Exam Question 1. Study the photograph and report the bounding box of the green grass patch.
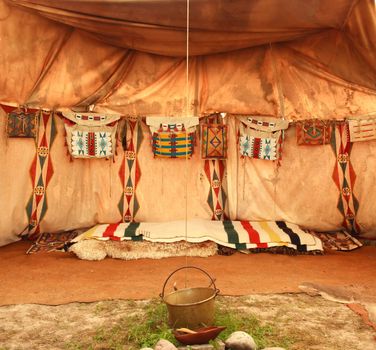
[125,300,177,348]
[64,299,295,350]
[214,304,295,349]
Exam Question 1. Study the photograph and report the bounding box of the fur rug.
[69,240,218,261]
[217,245,323,256]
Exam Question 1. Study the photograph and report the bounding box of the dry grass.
[0,294,375,350]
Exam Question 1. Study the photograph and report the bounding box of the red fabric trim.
[102,223,120,240]
[29,156,37,187]
[241,221,262,244]
[0,104,18,114]
[59,115,75,126]
[252,138,261,158]
[87,132,96,156]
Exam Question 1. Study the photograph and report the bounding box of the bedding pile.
[70,219,323,260]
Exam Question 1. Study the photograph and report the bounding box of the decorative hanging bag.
[237,116,289,161]
[1,104,39,139]
[296,120,332,145]
[201,113,227,160]
[146,117,199,158]
[348,118,376,142]
[61,109,121,159]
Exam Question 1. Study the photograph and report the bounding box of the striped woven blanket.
[74,219,322,252]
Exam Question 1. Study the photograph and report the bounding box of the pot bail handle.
[160,265,219,299]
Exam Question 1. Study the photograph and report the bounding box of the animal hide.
[70,240,217,261]
[61,109,121,159]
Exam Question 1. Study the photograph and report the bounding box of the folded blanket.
[311,230,362,251]
[74,219,322,253]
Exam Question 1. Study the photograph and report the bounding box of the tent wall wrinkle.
[0,0,376,246]
[1,0,375,116]
[344,0,376,75]
[75,50,135,108]
[23,31,132,108]
[285,30,376,91]
[0,0,70,104]
[0,111,35,245]
[6,0,359,56]
[26,29,73,104]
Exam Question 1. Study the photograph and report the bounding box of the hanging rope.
[269,42,285,221]
[184,0,190,287]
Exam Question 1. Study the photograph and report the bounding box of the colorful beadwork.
[71,130,113,157]
[7,110,38,138]
[1,104,39,138]
[146,117,199,159]
[201,123,227,159]
[61,110,120,126]
[296,120,332,145]
[237,116,287,162]
[152,131,195,158]
[348,119,376,142]
[61,109,120,159]
[238,116,289,132]
[239,134,279,160]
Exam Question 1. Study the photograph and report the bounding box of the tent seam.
[341,0,361,30]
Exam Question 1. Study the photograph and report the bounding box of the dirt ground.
[1,242,376,305]
[0,242,376,349]
[0,294,375,350]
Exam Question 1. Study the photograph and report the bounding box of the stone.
[225,331,257,350]
[177,340,225,350]
[261,348,286,350]
[155,339,178,350]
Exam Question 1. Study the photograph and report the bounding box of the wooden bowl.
[173,326,226,345]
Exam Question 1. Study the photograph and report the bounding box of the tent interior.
[0,0,376,249]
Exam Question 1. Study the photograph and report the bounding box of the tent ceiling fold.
[6,0,373,57]
[2,0,376,115]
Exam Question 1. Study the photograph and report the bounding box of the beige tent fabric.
[227,117,376,234]
[2,110,376,247]
[1,1,375,116]
[351,141,376,238]
[345,0,376,78]
[5,0,375,88]
[0,0,375,245]
[4,0,359,57]
[36,116,213,233]
[0,113,35,245]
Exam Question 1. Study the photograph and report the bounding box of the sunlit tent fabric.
[0,0,375,246]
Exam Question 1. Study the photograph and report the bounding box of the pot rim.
[163,287,219,307]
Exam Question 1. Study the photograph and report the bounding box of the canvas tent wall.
[0,0,375,246]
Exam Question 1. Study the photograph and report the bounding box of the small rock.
[178,341,225,350]
[225,331,257,350]
[261,348,286,350]
[155,339,178,350]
